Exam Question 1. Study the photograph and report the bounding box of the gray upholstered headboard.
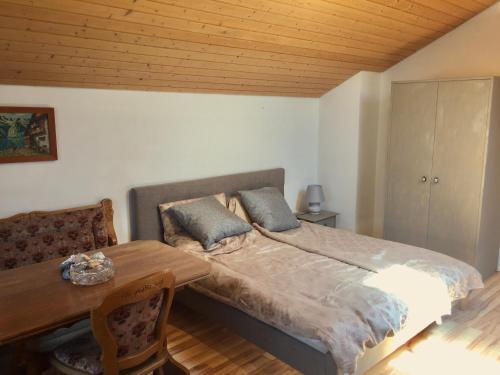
[129,168,285,241]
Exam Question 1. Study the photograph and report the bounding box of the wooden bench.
[0,199,117,271]
[0,199,118,374]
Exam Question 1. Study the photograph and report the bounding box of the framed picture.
[0,107,57,163]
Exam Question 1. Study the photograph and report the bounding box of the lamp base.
[308,202,321,215]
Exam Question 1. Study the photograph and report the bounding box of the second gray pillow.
[239,187,300,232]
[170,196,252,250]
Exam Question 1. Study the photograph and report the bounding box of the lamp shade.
[306,184,325,204]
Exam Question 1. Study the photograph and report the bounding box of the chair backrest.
[0,199,117,270]
[91,271,176,374]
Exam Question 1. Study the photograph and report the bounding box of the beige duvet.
[172,222,483,375]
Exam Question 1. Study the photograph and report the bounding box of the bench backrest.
[0,199,117,271]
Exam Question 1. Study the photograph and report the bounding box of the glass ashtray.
[69,257,115,285]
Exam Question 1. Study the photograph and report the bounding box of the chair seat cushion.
[53,332,102,375]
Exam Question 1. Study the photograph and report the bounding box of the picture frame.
[0,107,57,163]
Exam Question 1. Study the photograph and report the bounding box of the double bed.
[129,168,482,375]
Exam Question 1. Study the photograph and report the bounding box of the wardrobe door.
[426,80,491,264]
[385,82,438,247]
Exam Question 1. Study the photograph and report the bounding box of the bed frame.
[129,168,434,375]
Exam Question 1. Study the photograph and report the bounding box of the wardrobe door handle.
[421,176,428,183]
[433,177,440,184]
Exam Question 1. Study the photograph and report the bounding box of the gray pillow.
[239,187,300,232]
[170,196,252,250]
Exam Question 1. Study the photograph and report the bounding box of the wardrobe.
[385,78,500,278]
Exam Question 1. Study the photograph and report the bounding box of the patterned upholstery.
[53,291,165,374]
[0,207,109,271]
[53,332,102,375]
[107,291,164,358]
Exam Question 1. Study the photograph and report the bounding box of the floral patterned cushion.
[0,207,110,271]
[53,332,102,375]
[107,291,164,358]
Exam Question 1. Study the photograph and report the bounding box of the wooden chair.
[50,271,177,375]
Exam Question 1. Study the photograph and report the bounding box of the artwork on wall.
[0,107,57,163]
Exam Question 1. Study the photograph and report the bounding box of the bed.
[129,168,482,375]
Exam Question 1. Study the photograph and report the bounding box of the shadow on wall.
[295,189,308,213]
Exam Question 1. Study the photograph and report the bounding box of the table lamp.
[306,184,325,214]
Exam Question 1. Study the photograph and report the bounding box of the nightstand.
[296,210,339,228]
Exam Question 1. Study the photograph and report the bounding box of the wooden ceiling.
[0,0,496,97]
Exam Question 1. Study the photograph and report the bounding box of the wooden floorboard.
[167,272,500,374]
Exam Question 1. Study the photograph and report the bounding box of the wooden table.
[0,240,210,373]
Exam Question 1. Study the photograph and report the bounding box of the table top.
[0,240,211,344]
[296,210,339,222]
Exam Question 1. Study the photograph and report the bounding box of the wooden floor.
[167,272,500,375]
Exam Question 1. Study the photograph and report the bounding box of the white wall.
[0,85,318,242]
[319,74,361,231]
[373,2,500,237]
[318,72,379,233]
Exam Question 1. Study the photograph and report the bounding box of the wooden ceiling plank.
[0,59,338,90]
[149,0,426,51]
[360,0,471,22]
[0,28,385,77]
[0,26,380,76]
[0,46,350,85]
[472,0,497,6]
[26,0,417,58]
[215,0,441,46]
[401,0,476,18]
[270,0,452,35]
[0,26,394,74]
[2,0,405,63]
[0,41,353,83]
[0,0,490,97]
[96,0,444,40]
[444,0,495,12]
[0,3,399,68]
[147,0,434,48]
[220,0,461,30]
[21,0,433,49]
[0,68,327,95]
[207,1,436,51]
[0,78,326,97]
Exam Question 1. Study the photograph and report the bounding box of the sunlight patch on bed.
[362,265,451,319]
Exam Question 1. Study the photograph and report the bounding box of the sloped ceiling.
[0,0,496,97]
